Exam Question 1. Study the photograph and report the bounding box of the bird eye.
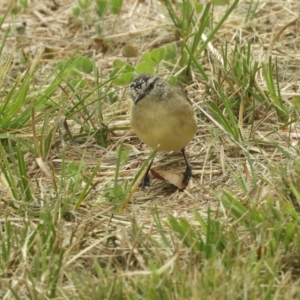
[148,82,154,89]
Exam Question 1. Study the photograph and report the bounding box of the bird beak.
[134,94,144,104]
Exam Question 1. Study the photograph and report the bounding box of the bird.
[129,74,197,188]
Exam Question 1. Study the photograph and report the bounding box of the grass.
[1,0,300,299]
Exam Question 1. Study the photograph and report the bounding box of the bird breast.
[130,95,197,151]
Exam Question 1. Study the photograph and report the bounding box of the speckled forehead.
[130,75,159,94]
[130,78,147,93]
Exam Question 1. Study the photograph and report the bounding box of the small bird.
[129,74,197,188]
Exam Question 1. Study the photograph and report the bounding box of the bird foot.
[139,174,151,188]
[182,169,192,186]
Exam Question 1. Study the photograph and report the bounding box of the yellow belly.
[131,99,197,151]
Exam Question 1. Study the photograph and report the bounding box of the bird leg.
[139,157,155,188]
[181,148,192,186]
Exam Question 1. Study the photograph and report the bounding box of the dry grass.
[1,0,300,298]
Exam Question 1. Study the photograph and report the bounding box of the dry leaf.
[150,169,187,189]
[0,173,15,200]
[36,157,52,177]
[122,44,138,57]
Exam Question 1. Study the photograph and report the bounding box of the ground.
[1,0,300,298]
